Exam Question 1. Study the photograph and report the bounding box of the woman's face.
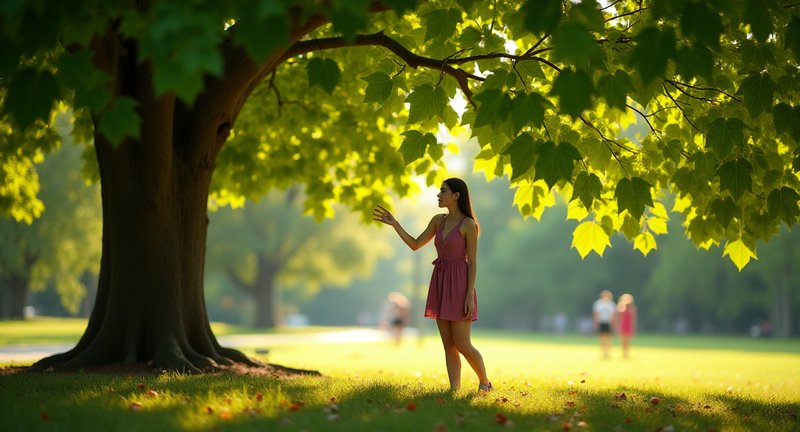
[437,183,458,208]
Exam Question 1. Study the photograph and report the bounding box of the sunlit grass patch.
[1,327,798,431]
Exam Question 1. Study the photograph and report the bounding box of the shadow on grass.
[1,372,797,431]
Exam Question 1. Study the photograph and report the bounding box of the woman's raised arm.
[373,205,440,251]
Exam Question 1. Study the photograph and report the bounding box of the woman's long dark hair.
[444,177,479,234]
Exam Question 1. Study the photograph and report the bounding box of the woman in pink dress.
[373,178,491,393]
[616,293,637,358]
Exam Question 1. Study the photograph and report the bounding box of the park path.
[0,328,389,364]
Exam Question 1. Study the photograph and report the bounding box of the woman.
[616,293,637,358]
[373,178,492,393]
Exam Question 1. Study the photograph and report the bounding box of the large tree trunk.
[32,8,331,374]
[32,31,258,373]
[254,257,279,328]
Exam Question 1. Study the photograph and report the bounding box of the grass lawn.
[0,320,798,431]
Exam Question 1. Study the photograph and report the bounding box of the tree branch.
[281,31,485,103]
[580,115,634,177]
[626,103,690,159]
[666,80,741,102]
[661,83,704,134]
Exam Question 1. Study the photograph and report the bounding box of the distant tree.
[206,189,390,328]
[1,1,798,370]
[0,115,101,318]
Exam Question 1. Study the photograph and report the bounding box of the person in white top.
[592,290,616,359]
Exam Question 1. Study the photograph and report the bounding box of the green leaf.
[634,231,657,256]
[98,97,141,146]
[738,72,775,118]
[56,50,111,112]
[571,221,611,258]
[534,141,582,188]
[307,57,341,95]
[717,159,753,200]
[503,133,538,181]
[362,72,394,103]
[569,0,605,32]
[3,68,59,130]
[522,0,562,35]
[549,68,594,119]
[330,0,369,41]
[709,196,738,228]
[621,214,641,240]
[767,186,800,226]
[405,84,447,124]
[233,3,288,61]
[744,0,774,43]
[510,92,546,132]
[399,130,437,165]
[706,117,745,158]
[596,71,635,110]
[473,89,511,128]
[785,16,800,61]
[680,1,723,48]
[571,171,603,209]
[772,103,800,143]
[615,177,654,219]
[551,22,601,66]
[628,26,676,85]
[676,43,713,82]
[723,238,757,271]
[424,9,462,41]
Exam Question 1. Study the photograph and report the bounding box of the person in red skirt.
[373,178,492,393]
[616,293,637,358]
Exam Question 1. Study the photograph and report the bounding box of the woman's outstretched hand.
[372,205,397,226]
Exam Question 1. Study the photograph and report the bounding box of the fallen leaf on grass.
[146,389,158,398]
[129,402,143,411]
[219,410,233,420]
[136,383,145,390]
[650,397,661,405]
[495,412,508,425]
[565,401,576,408]
[327,414,340,421]
[406,402,417,411]
[436,398,447,405]
[289,401,304,411]
[562,421,572,430]
[255,392,263,402]
[205,406,214,414]
[614,393,627,401]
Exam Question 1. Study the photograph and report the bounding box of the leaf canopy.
[1,0,800,269]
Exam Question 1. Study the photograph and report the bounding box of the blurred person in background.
[616,293,637,358]
[373,178,492,394]
[593,290,616,359]
[380,291,411,346]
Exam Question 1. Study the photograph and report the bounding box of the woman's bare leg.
[451,320,490,387]
[436,319,461,390]
[621,334,630,358]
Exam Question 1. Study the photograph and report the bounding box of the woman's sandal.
[478,382,493,394]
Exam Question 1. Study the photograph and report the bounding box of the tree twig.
[661,83,704,133]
